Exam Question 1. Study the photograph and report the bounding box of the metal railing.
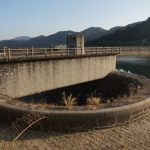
[0,47,120,60]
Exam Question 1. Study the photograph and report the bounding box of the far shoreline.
[119,46,150,55]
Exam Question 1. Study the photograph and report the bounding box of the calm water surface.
[116,56,150,79]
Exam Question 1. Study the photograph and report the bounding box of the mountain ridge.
[0,27,121,48]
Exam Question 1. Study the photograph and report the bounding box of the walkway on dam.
[0,115,150,150]
[0,47,120,60]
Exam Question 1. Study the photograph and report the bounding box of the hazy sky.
[0,0,150,40]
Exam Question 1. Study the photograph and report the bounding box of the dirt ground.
[0,114,150,150]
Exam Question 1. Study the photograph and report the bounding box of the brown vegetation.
[2,71,149,110]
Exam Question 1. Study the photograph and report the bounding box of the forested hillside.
[85,18,150,46]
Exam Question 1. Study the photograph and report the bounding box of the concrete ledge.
[0,97,150,131]
[0,53,118,64]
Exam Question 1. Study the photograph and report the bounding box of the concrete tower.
[67,34,84,55]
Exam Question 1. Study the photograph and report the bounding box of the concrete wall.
[0,55,116,98]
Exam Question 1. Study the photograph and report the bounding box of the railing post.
[67,48,69,56]
[3,47,6,59]
[111,47,113,54]
[8,48,11,60]
[105,47,106,53]
[45,48,47,57]
[31,47,34,58]
[51,47,53,57]
[75,47,77,55]
[26,48,28,58]
[92,47,94,55]
[81,47,82,55]
[96,47,98,54]
[61,48,62,56]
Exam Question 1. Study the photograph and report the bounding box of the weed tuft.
[86,93,102,106]
[61,92,77,109]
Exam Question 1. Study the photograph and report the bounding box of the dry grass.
[0,94,12,100]
[86,93,102,106]
[61,92,77,109]
[1,112,47,150]
[3,83,149,111]
[107,84,149,107]
[3,75,149,112]
[6,99,57,111]
[127,84,148,102]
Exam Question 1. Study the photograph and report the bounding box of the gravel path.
[0,115,150,150]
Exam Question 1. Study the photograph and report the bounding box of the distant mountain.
[85,18,150,46]
[0,26,122,48]
[11,36,31,41]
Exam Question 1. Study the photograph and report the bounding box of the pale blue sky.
[0,0,150,40]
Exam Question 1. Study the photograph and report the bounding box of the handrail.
[0,47,120,60]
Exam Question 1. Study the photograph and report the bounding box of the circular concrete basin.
[0,97,150,132]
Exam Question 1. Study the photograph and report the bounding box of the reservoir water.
[116,55,150,79]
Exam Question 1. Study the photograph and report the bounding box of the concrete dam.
[0,35,120,98]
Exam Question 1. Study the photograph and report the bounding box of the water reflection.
[116,56,150,79]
